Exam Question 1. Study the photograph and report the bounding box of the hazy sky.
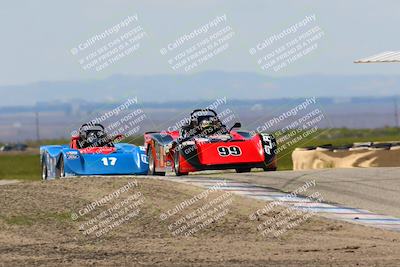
[1,0,400,86]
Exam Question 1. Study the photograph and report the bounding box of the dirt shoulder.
[1,176,400,266]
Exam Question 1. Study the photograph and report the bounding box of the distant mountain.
[1,95,399,142]
[1,71,400,106]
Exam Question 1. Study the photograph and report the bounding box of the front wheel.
[57,157,65,178]
[174,149,188,176]
[263,166,277,171]
[235,168,251,173]
[147,146,165,176]
[41,160,48,180]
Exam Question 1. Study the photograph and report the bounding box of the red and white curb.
[158,176,400,232]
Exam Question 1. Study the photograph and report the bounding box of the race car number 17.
[101,157,117,166]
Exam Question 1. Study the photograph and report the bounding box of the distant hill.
[0,95,399,142]
[1,71,400,106]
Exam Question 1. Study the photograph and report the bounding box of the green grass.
[0,128,399,180]
[0,154,41,181]
[2,215,35,226]
[26,138,70,148]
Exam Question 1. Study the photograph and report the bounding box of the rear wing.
[144,131,178,146]
[354,51,400,63]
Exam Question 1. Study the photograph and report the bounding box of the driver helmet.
[199,118,213,131]
[86,131,100,146]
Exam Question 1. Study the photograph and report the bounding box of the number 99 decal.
[217,146,242,157]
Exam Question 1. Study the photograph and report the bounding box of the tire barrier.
[292,142,400,170]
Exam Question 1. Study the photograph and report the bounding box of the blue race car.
[40,124,148,180]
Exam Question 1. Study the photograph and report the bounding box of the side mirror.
[229,122,241,132]
[71,136,80,141]
[113,134,125,142]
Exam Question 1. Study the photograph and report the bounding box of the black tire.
[58,157,65,178]
[235,168,251,173]
[263,166,277,171]
[41,159,48,180]
[174,149,188,176]
[147,146,165,176]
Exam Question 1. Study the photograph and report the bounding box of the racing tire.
[41,159,48,180]
[235,168,251,173]
[58,157,65,178]
[174,149,188,176]
[263,166,277,171]
[147,146,165,176]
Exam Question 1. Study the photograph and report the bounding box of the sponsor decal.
[260,134,273,155]
[141,154,148,164]
[66,151,80,160]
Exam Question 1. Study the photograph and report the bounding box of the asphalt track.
[153,167,400,232]
[196,167,400,218]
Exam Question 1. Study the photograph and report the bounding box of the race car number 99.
[217,146,242,156]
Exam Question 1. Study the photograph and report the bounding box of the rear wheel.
[174,149,188,176]
[147,146,165,176]
[235,168,251,173]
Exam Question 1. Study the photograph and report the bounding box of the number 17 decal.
[217,146,242,156]
[101,157,117,166]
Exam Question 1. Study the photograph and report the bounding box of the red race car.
[144,109,277,176]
